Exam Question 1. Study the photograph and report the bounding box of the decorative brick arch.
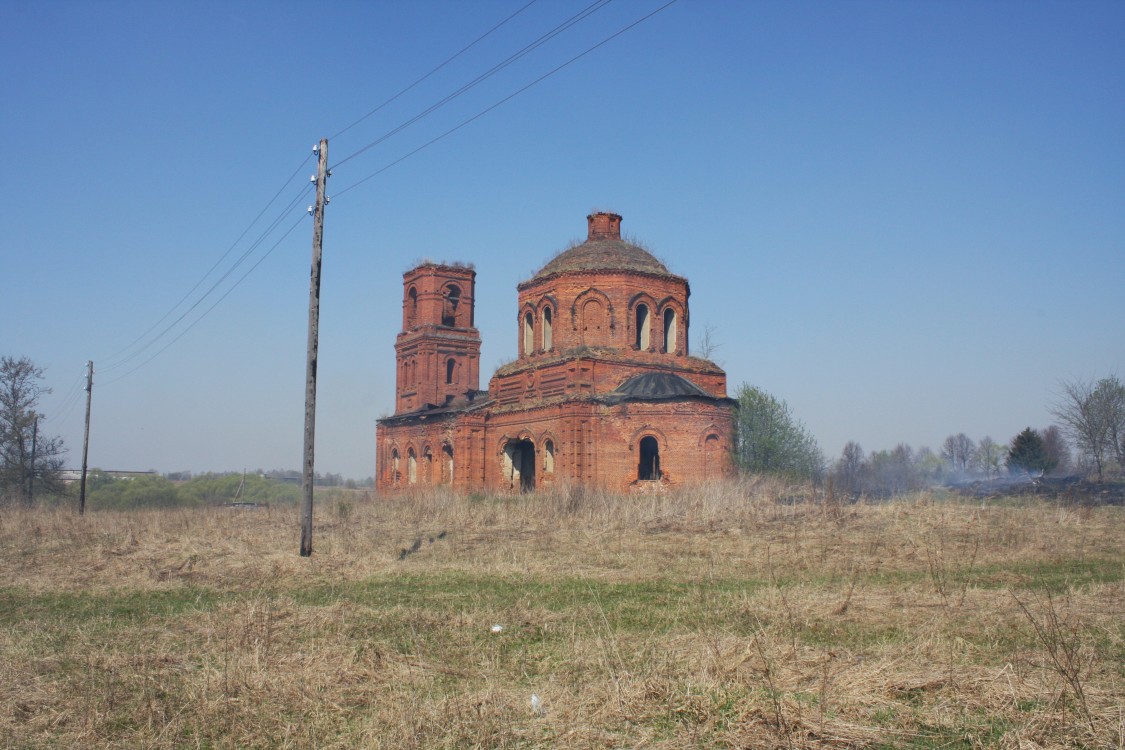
[405,285,418,328]
[498,432,537,492]
[441,283,466,327]
[627,292,658,351]
[629,426,668,482]
[519,302,537,356]
[657,298,686,355]
[628,425,669,451]
[538,296,558,352]
[440,442,455,485]
[571,288,615,330]
[539,431,560,474]
[698,427,726,476]
[386,444,402,485]
[421,444,434,484]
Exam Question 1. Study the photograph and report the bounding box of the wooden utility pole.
[300,139,328,557]
[79,360,93,515]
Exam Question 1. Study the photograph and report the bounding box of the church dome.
[532,212,672,280]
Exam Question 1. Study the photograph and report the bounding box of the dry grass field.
[1,481,1122,749]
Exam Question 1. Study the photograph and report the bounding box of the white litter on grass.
[490,624,503,633]
[530,693,544,716]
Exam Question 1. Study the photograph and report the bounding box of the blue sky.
[3,0,1122,480]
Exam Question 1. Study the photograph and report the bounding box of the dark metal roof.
[610,372,712,400]
[532,239,672,280]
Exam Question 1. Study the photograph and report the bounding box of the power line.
[334,0,680,200]
[330,0,541,141]
[86,0,677,386]
[99,180,314,374]
[97,153,313,372]
[46,374,87,426]
[94,2,611,378]
[100,208,311,387]
[330,0,615,171]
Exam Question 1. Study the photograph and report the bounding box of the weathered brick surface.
[376,213,735,493]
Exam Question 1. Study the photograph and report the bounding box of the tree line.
[4,352,1122,507]
[733,375,1125,495]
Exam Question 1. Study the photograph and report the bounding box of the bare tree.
[941,433,976,475]
[692,324,721,361]
[1040,425,1072,476]
[973,436,1005,479]
[834,441,864,495]
[1051,376,1124,481]
[0,356,67,504]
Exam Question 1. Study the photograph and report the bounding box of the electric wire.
[92,2,605,380]
[100,208,311,388]
[329,0,541,142]
[98,153,314,372]
[99,181,314,375]
[97,2,544,378]
[330,0,615,171]
[334,0,680,200]
[46,375,86,426]
[86,0,675,386]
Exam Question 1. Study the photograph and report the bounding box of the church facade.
[375,212,735,493]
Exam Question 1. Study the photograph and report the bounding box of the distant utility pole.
[301,139,329,557]
[79,360,93,515]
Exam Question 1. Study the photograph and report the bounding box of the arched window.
[445,358,456,385]
[406,287,418,327]
[442,285,461,327]
[407,448,417,484]
[391,449,400,483]
[638,436,661,480]
[422,446,433,484]
[635,304,651,350]
[544,439,555,474]
[542,307,553,351]
[523,311,534,355]
[442,444,454,484]
[663,308,677,353]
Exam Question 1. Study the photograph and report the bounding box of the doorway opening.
[503,439,536,492]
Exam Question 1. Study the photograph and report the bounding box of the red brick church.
[375,212,735,493]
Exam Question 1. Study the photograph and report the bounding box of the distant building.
[58,469,157,483]
[375,212,735,493]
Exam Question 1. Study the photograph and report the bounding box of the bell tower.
[394,263,481,414]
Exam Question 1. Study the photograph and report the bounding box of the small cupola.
[587,211,622,240]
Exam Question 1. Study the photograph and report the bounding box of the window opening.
[544,439,555,474]
[638,436,661,481]
[391,449,400,483]
[663,309,677,353]
[422,447,433,484]
[635,304,651,350]
[523,311,534,355]
[542,307,553,351]
[442,285,461,327]
[407,448,417,484]
[407,287,418,327]
[445,358,456,385]
[442,444,454,484]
